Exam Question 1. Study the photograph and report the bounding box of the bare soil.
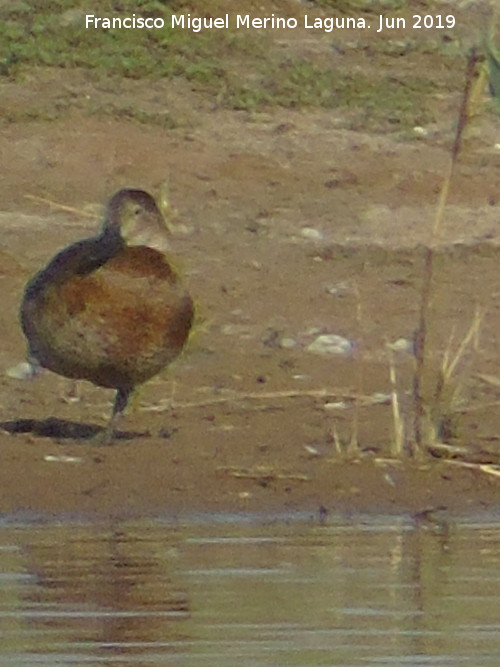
[3,3,500,519]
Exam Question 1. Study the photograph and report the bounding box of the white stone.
[6,361,39,380]
[280,337,297,349]
[306,334,352,356]
[300,227,323,241]
[386,338,413,352]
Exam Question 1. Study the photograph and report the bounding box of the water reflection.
[0,514,499,665]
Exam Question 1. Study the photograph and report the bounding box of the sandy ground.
[3,4,500,518]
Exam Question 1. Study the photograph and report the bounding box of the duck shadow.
[0,417,149,442]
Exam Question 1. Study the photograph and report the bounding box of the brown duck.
[21,188,194,444]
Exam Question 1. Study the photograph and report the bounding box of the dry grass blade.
[439,308,484,391]
[24,194,95,218]
[388,347,405,457]
[444,460,500,478]
[475,373,500,388]
[332,425,343,456]
[431,309,484,433]
[139,388,385,412]
[217,466,310,482]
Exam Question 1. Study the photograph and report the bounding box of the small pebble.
[280,337,297,349]
[307,334,352,356]
[386,338,413,352]
[6,361,39,380]
[384,474,396,487]
[370,392,392,404]
[326,281,350,296]
[413,126,429,137]
[300,227,324,241]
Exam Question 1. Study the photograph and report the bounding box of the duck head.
[103,188,171,252]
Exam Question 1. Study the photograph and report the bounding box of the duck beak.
[126,228,171,252]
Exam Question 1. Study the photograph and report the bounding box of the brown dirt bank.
[3,113,500,518]
[3,201,500,518]
[1,424,500,519]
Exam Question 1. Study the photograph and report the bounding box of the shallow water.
[0,513,499,665]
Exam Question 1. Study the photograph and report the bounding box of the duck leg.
[92,387,131,445]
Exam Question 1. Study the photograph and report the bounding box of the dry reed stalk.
[412,49,482,454]
[347,282,363,455]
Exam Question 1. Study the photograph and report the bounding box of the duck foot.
[86,387,131,445]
